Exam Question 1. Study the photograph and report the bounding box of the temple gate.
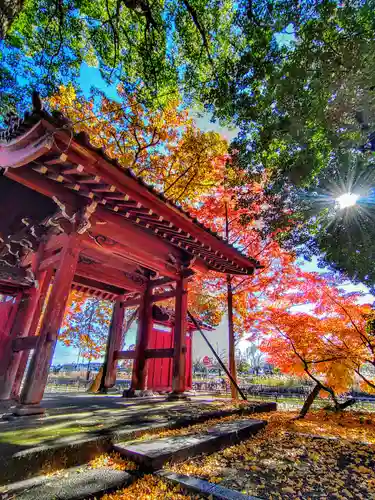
[0,94,259,414]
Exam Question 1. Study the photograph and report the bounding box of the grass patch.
[0,422,101,446]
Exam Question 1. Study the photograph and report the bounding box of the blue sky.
[52,64,374,365]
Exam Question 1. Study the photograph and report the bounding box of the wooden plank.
[20,235,81,405]
[144,348,174,359]
[12,336,38,352]
[171,276,188,394]
[103,298,125,388]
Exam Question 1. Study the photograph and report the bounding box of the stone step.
[0,466,132,500]
[0,400,275,485]
[114,419,266,470]
[157,470,262,500]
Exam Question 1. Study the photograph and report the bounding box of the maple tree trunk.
[333,398,357,412]
[299,383,321,418]
[0,0,24,38]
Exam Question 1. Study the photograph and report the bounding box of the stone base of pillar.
[122,388,136,398]
[12,404,45,416]
[166,391,190,401]
[122,389,155,398]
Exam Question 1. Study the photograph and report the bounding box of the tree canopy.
[49,85,227,203]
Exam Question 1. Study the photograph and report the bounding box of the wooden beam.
[72,275,125,296]
[44,233,68,252]
[20,235,81,405]
[144,348,174,359]
[5,166,82,210]
[76,262,143,292]
[123,298,141,307]
[90,211,182,278]
[0,122,53,168]
[79,243,147,277]
[39,250,62,271]
[12,336,38,352]
[4,167,184,279]
[150,277,176,288]
[102,298,125,389]
[115,350,136,360]
[151,290,176,303]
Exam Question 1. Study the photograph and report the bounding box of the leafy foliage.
[188,182,300,339]
[0,0,253,112]
[49,85,227,203]
[248,271,375,401]
[60,291,113,360]
[227,2,375,287]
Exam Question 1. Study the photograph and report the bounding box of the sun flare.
[336,193,359,209]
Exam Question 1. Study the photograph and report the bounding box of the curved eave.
[0,107,260,276]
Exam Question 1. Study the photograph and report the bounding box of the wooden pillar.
[0,253,48,401]
[11,268,54,399]
[227,274,238,399]
[130,283,152,392]
[171,275,188,394]
[19,236,80,406]
[101,297,125,390]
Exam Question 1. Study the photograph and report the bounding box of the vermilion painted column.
[19,236,80,407]
[11,268,54,399]
[0,252,48,401]
[171,276,188,394]
[130,283,152,392]
[102,297,125,389]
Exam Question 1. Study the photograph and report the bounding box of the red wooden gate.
[147,323,192,392]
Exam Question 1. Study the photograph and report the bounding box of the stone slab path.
[1,466,131,500]
[0,394,275,485]
[114,419,266,469]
